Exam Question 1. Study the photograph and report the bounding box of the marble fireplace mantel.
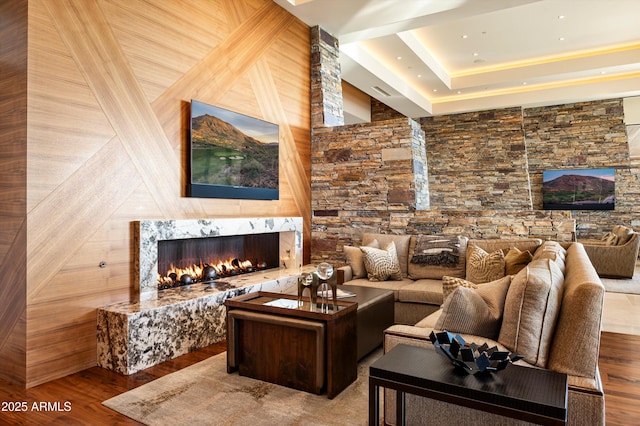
[135,217,303,302]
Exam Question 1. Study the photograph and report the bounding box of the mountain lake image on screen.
[188,99,279,200]
[542,168,615,210]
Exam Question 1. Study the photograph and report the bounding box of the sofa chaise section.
[382,242,605,425]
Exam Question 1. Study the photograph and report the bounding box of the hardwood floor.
[0,333,638,425]
[0,342,226,425]
[598,332,640,426]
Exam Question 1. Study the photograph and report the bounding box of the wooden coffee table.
[369,344,568,425]
[226,291,357,399]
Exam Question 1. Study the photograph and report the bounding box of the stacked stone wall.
[312,210,574,264]
[308,29,638,263]
[421,107,532,210]
[311,98,640,264]
[523,99,639,238]
[371,98,405,122]
[310,26,343,128]
[311,117,427,212]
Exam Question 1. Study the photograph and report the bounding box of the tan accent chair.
[581,229,639,278]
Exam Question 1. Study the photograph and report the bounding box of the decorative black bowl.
[429,330,522,375]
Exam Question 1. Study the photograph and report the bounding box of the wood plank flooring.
[0,333,638,425]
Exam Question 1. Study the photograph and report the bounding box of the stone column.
[311,26,344,127]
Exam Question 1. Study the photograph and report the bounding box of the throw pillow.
[532,240,567,274]
[602,231,618,245]
[360,242,403,281]
[441,276,477,304]
[613,225,634,246]
[435,275,512,340]
[498,258,564,368]
[362,234,411,277]
[504,247,533,275]
[466,245,506,284]
[343,240,380,279]
[407,235,468,279]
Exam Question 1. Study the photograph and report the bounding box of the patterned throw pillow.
[441,276,477,304]
[360,242,403,281]
[466,245,506,284]
[344,240,380,278]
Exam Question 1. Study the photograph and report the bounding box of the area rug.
[600,262,640,295]
[103,350,382,425]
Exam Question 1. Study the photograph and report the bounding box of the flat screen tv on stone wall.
[188,100,279,200]
[542,168,615,210]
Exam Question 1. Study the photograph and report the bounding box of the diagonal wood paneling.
[224,0,311,224]
[12,0,311,387]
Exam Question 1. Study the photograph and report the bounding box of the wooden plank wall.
[0,0,28,387]
[3,0,311,388]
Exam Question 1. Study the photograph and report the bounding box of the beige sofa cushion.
[466,245,506,283]
[435,275,511,340]
[498,258,564,367]
[361,242,403,281]
[398,279,443,305]
[407,235,468,279]
[343,277,414,301]
[343,240,380,278]
[363,233,411,277]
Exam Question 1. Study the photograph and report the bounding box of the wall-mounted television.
[187,100,279,200]
[542,168,615,210]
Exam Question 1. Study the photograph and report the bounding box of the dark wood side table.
[226,291,357,399]
[369,344,568,426]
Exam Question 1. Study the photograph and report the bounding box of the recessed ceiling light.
[417,74,422,78]
[457,90,462,94]
[397,56,402,60]
[558,15,565,20]
[462,34,468,39]
[473,52,479,57]
[433,89,438,92]
[522,82,528,85]
[600,71,607,75]
[559,37,565,41]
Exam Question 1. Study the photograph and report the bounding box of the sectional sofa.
[337,232,606,425]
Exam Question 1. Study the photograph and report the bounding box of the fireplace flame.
[158,258,261,289]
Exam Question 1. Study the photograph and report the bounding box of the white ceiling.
[273,0,640,118]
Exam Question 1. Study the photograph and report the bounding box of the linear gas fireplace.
[157,233,280,289]
[134,217,303,301]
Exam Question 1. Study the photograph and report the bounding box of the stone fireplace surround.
[135,217,303,302]
[97,217,305,375]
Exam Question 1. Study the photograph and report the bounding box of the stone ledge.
[97,266,311,375]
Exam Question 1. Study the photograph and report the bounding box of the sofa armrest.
[336,265,353,284]
[383,324,435,353]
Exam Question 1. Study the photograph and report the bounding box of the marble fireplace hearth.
[97,217,304,375]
